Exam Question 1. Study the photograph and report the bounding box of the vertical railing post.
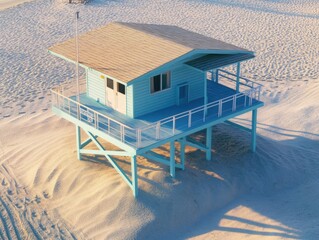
[188,111,192,127]
[232,95,236,112]
[137,129,141,148]
[244,93,247,107]
[172,116,176,135]
[156,122,160,140]
[236,62,240,93]
[121,125,125,142]
[218,100,223,117]
[216,69,219,83]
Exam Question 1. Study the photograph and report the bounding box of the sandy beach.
[0,0,32,10]
[0,0,319,239]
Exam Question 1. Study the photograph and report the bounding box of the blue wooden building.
[49,22,263,197]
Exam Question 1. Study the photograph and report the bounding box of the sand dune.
[1,0,319,239]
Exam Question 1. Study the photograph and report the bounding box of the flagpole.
[75,11,80,103]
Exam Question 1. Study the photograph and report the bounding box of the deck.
[51,77,263,151]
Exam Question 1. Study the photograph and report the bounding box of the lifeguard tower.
[49,22,263,197]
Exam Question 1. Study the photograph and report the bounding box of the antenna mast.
[75,11,80,102]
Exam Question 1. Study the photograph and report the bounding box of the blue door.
[178,85,188,105]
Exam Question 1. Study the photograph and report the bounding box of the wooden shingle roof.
[49,22,252,83]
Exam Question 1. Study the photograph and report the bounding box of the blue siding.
[87,69,106,105]
[133,64,204,117]
[127,85,134,118]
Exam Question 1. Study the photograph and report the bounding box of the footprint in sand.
[32,211,37,218]
[15,203,22,209]
[43,191,49,199]
[1,178,7,186]
[7,189,13,195]
[35,195,41,204]
[24,197,31,204]
[40,223,46,231]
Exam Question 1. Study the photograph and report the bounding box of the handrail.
[51,89,139,148]
[139,85,260,132]
[51,72,262,148]
[218,69,263,87]
[51,89,135,131]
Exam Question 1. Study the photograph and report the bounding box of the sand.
[0,0,319,239]
[0,0,33,10]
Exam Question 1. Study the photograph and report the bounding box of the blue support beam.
[204,71,208,117]
[79,128,138,197]
[206,126,212,161]
[215,69,219,83]
[170,141,175,177]
[76,125,82,160]
[80,137,93,149]
[251,109,257,152]
[180,137,186,170]
[131,155,138,197]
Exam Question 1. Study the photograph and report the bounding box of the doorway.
[177,84,189,105]
[106,78,126,114]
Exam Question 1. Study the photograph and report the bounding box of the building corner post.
[170,141,176,177]
[76,125,82,160]
[236,62,240,93]
[204,71,208,117]
[131,155,138,197]
[206,126,212,161]
[251,109,257,152]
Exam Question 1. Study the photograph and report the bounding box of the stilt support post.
[251,109,257,152]
[76,125,82,160]
[170,141,176,177]
[206,126,212,161]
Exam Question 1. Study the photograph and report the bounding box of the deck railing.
[51,89,138,146]
[217,69,262,94]
[51,70,262,148]
[137,83,261,146]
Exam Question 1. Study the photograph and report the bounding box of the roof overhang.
[185,53,255,72]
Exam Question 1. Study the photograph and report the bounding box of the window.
[117,82,126,95]
[150,71,171,93]
[107,78,114,89]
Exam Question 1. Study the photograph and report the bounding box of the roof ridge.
[114,22,194,51]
